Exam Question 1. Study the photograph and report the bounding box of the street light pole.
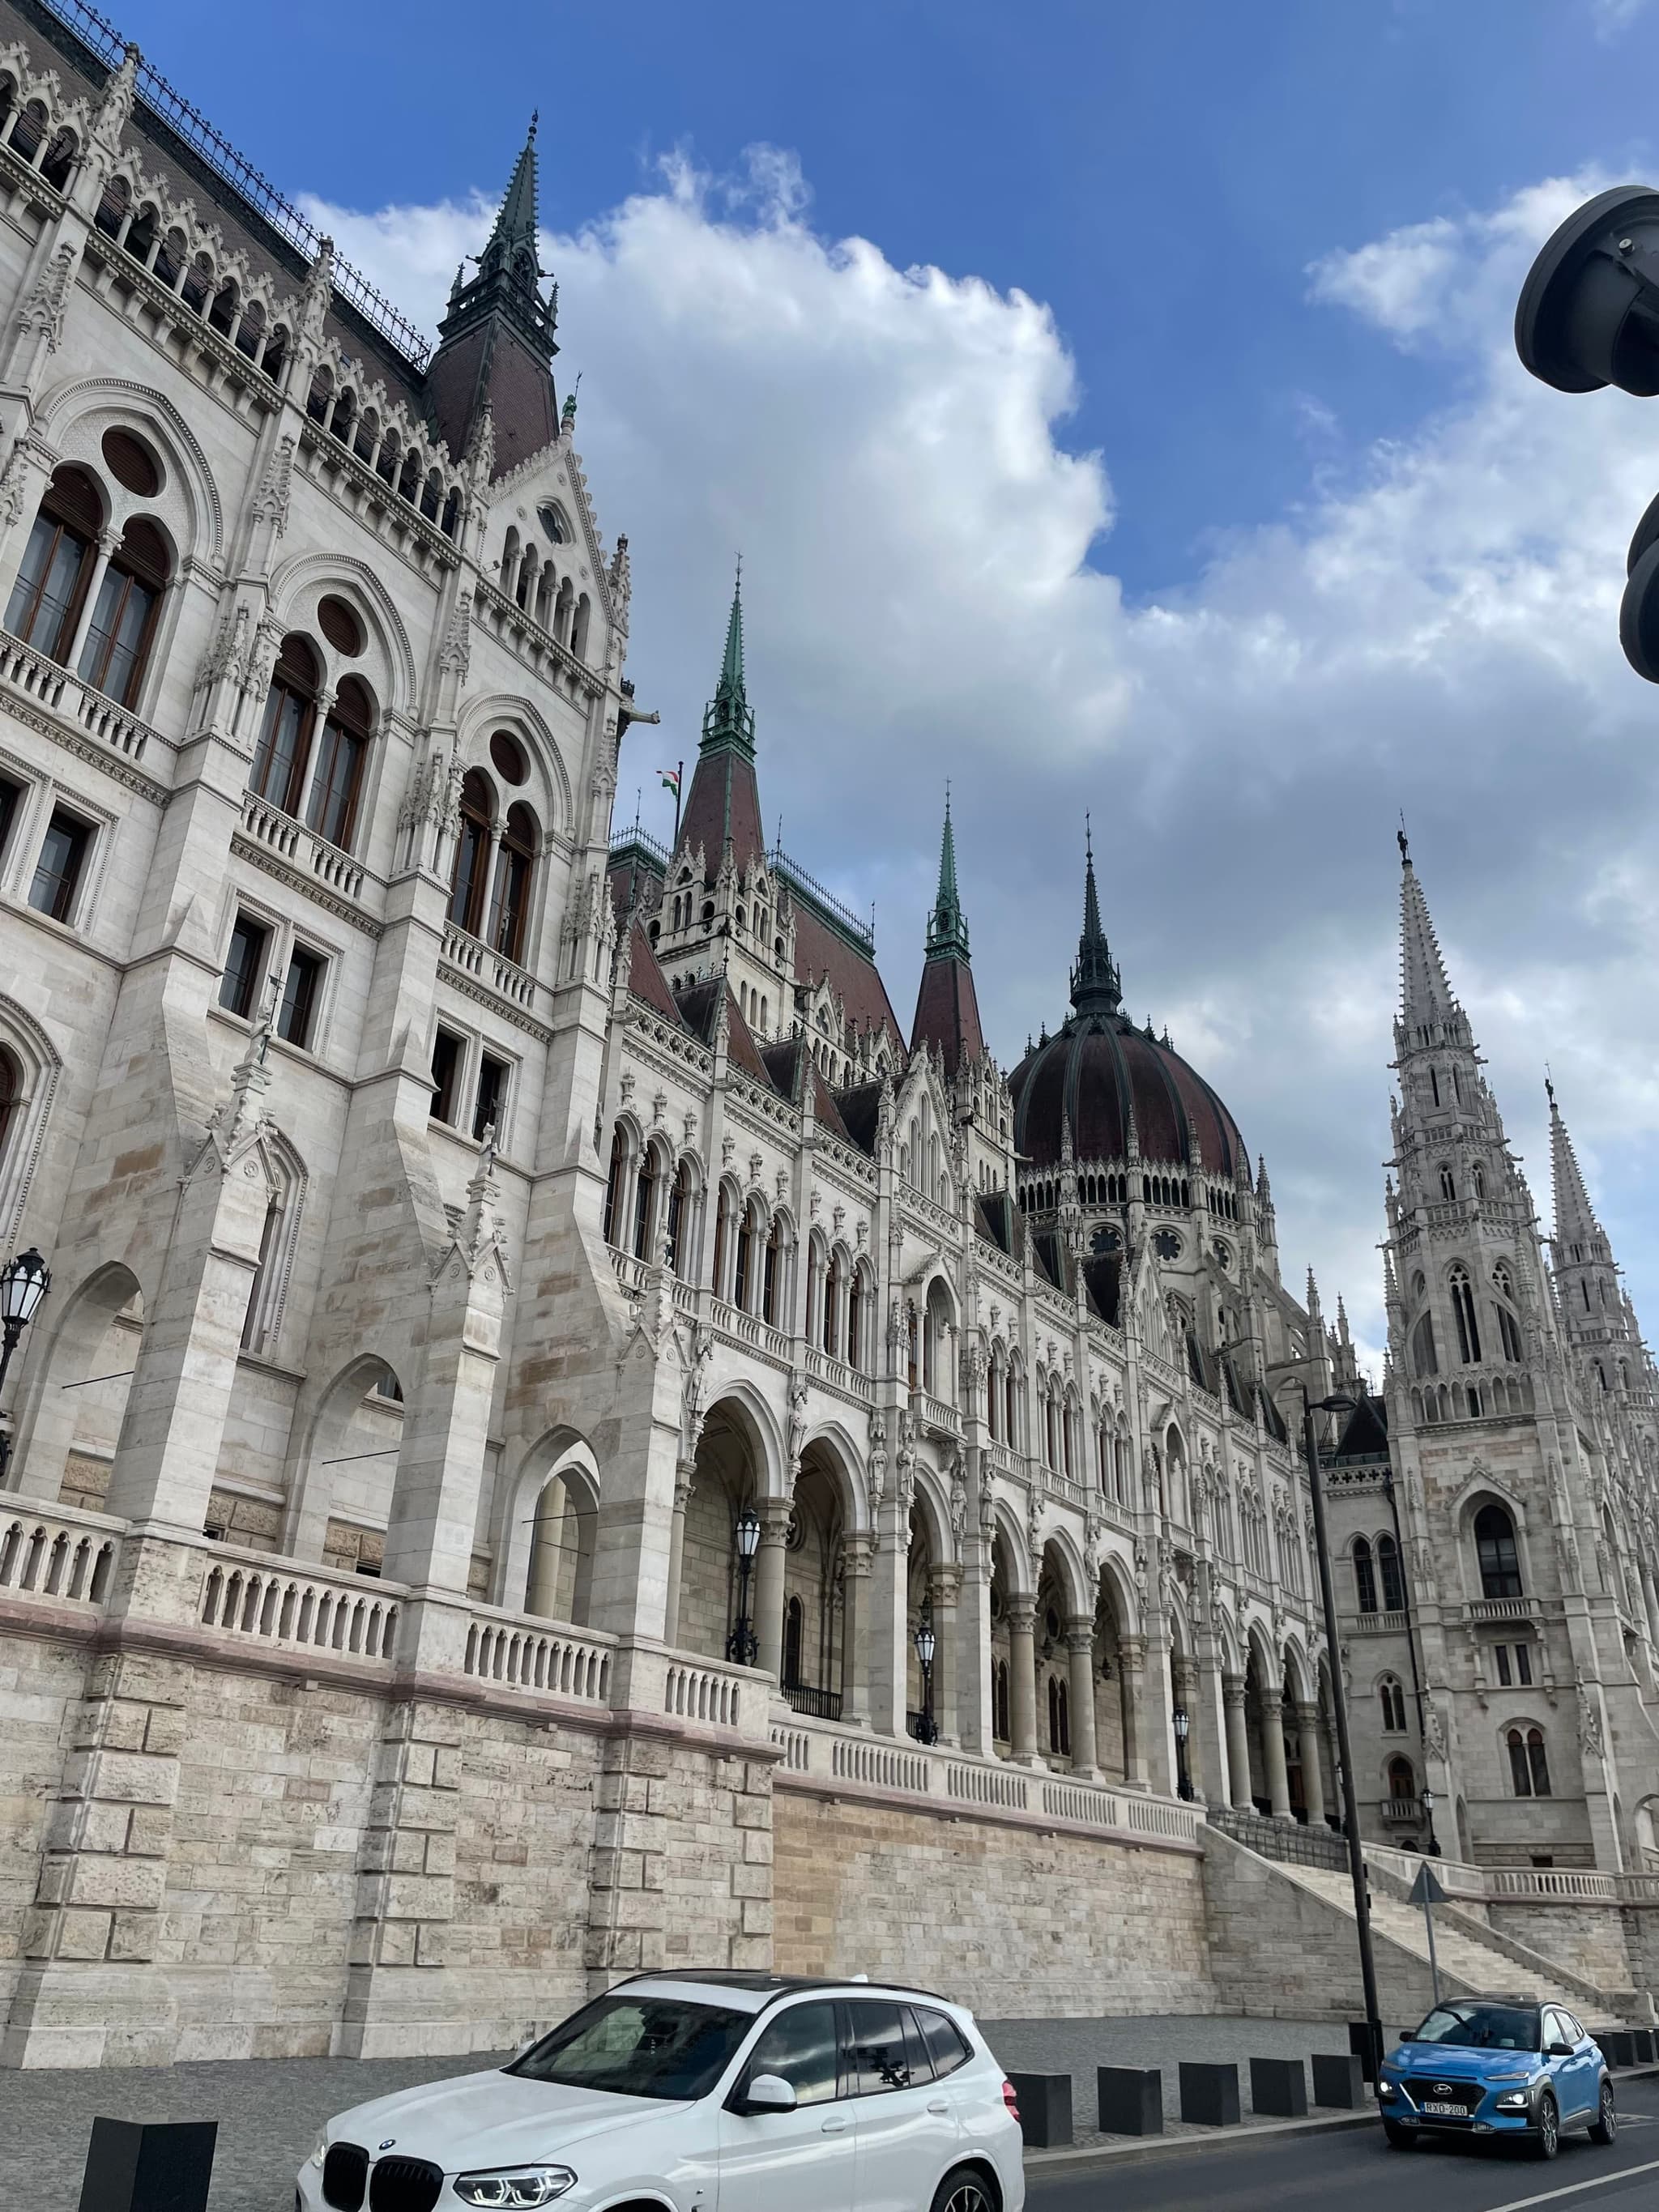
[0,1247,51,1487]
[913,1616,938,1745]
[1302,1386,1385,2082]
[726,1507,761,1669]
[1172,1704,1194,1801]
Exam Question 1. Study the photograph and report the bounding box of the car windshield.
[509,1994,753,2101]
[1411,2004,1540,2052]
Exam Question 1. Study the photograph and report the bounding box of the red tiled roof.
[911,953,985,1075]
[627,920,680,1021]
[679,750,766,875]
[792,905,903,1050]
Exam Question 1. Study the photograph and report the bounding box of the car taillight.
[1002,2078,1020,2120]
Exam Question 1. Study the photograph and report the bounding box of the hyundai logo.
[378,2138,397,2150]
[1433,2084,1453,2097]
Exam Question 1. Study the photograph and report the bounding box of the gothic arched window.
[306,675,374,852]
[602,1127,627,1248]
[249,633,321,816]
[1508,1726,1550,1798]
[1439,1165,1456,1202]
[448,768,496,936]
[1380,1677,1406,1733]
[1449,1264,1482,1364]
[1474,1502,1523,1600]
[1388,1755,1416,1803]
[1377,1532,1406,1613]
[1354,1538,1378,1613]
[488,800,538,964]
[631,1145,658,1263]
[6,463,101,663]
[1411,1311,1438,1378]
[79,515,169,707]
[666,1158,693,1279]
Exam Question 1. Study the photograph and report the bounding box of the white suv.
[296,1970,1025,2212]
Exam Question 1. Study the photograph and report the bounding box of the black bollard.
[1179,2061,1241,2126]
[1311,2052,1367,2108]
[79,2118,217,2212]
[1249,2056,1308,2116]
[1006,2071,1072,2149]
[1098,2065,1163,2135]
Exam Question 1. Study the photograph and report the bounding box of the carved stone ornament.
[251,434,295,539]
[1576,1677,1605,1759]
[1422,1697,1448,1762]
[17,243,79,354]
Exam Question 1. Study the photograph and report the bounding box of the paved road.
[1029,2073,1659,2212]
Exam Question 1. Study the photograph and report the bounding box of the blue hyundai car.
[1377,1999,1616,2159]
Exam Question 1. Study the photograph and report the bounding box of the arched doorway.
[780,1439,853,1717]
[524,1458,598,1626]
[676,1397,770,1664]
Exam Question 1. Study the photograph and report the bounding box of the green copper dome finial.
[1070,814,1122,1016]
[701,564,755,758]
[924,783,970,962]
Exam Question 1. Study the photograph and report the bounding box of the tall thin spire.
[1397,832,1458,1031]
[1069,816,1121,1015]
[1547,1077,1606,1253]
[701,569,755,760]
[924,786,970,962]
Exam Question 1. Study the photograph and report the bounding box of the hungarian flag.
[659,767,681,798]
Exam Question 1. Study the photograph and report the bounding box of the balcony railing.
[0,1502,118,1607]
[0,624,167,775]
[784,1680,843,1721]
[439,920,537,1010]
[198,1551,400,1661]
[240,791,369,906]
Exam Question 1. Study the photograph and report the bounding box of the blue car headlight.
[1491,2078,1533,2113]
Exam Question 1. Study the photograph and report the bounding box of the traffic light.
[1516,186,1659,680]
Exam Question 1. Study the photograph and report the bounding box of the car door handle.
[821,2117,851,2134]
[928,2100,950,2116]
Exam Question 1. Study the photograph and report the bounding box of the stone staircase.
[1282,1860,1628,2026]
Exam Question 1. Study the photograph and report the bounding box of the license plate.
[1422,2100,1466,2116]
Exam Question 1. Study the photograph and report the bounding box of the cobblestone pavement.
[981,2012,1362,2149]
[2,2014,1353,2208]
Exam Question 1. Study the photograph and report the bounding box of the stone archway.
[677,1396,771,1666]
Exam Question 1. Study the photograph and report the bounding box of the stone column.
[1119,1634,1149,1788]
[1007,1596,1039,1763]
[1223,1672,1254,1810]
[753,1499,792,1681]
[840,1530,873,1723]
[954,1524,994,1753]
[662,1460,695,1647]
[1295,1702,1327,1826]
[1066,1617,1099,1778]
[867,1499,911,1736]
[1192,1655,1227,1808]
[1262,1691,1293,1821]
[930,1564,962,1745]
[1140,1634,1176,1796]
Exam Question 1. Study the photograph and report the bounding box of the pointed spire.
[1397,835,1459,1030]
[924,786,970,962]
[1069,816,1122,1016]
[1547,1077,1605,1251]
[701,567,756,761]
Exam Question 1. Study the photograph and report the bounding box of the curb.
[1021,2065,1659,2177]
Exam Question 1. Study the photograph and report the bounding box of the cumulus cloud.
[307,148,1659,1375]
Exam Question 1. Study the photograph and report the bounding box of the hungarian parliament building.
[0,0,1655,2069]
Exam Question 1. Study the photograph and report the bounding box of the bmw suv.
[297,1970,1025,2212]
[1377,1997,1615,2159]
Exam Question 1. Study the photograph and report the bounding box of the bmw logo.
[378,2138,397,2151]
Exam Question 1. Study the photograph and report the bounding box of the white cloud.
[308,147,1659,1366]
[1592,0,1652,37]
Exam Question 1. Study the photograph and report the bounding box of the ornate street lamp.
[726,1507,761,1668]
[1172,1703,1194,1801]
[0,1247,50,1486]
[912,1616,939,1745]
[1421,1781,1442,1859]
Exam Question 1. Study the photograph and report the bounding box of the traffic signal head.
[1516,185,1659,396]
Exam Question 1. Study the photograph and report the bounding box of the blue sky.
[105,0,1659,1363]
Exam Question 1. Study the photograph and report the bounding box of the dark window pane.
[306,718,365,849]
[28,809,89,923]
[430,1029,463,1124]
[916,2010,971,2080]
[845,2001,916,2096]
[79,565,159,705]
[250,683,313,813]
[509,1994,748,2102]
[1516,1643,1533,1686]
[473,1054,507,1143]
[1495,1644,1512,1686]
[219,914,267,1019]
[0,774,21,856]
[276,948,322,1049]
[745,2002,840,2106]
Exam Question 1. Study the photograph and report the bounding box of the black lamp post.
[1421,1781,1441,1858]
[912,1616,939,1745]
[1301,1384,1385,2084]
[1172,1703,1195,1801]
[726,1507,761,1668]
[0,1247,50,1486]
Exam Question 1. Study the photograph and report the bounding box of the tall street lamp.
[1421,1781,1441,1860]
[1172,1703,1194,1801]
[726,1507,761,1669]
[912,1616,939,1745]
[0,1247,50,1486]
[1301,1384,1385,2082]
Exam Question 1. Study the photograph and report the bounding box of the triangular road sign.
[1409,1863,1448,1907]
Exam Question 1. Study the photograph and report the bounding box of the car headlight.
[453,2169,577,2209]
[1494,2090,1532,2112]
[1378,2081,1399,2099]
[306,2133,327,2169]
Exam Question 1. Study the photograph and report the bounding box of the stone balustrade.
[0,623,168,774]
[463,1609,614,1704]
[198,1549,402,1661]
[0,1500,119,1608]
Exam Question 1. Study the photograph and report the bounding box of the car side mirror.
[740,2073,798,2115]
[1548,2042,1575,2059]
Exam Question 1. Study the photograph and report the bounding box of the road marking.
[1480,2154,1659,2212]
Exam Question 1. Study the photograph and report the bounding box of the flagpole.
[673,759,683,850]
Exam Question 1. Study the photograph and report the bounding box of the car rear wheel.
[931,2168,1000,2212]
[1589,2081,1617,2146]
[1532,2091,1560,2160]
[1382,2121,1415,2150]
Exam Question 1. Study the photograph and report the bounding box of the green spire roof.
[435,114,557,363]
[924,787,970,962]
[700,570,756,758]
[1069,817,1122,1015]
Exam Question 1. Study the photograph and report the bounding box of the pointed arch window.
[712,1183,734,1298]
[1353,1537,1378,1613]
[449,768,496,936]
[1377,1532,1406,1613]
[666,1159,693,1278]
[1439,1165,1456,1202]
[78,515,169,707]
[1508,1726,1550,1798]
[1474,1502,1522,1599]
[488,800,538,964]
[6,464,101,662]
[632,1144,659,1263]
[762,1215,785,1326]
[1449,1264,1482,1364]
[1411,1311,1438,1378]
[733,1201,754,1313]
[602,1127,627,1248]
[249,633,321,816]
[306,675,374,852]
[1380,1677,1407,1733]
